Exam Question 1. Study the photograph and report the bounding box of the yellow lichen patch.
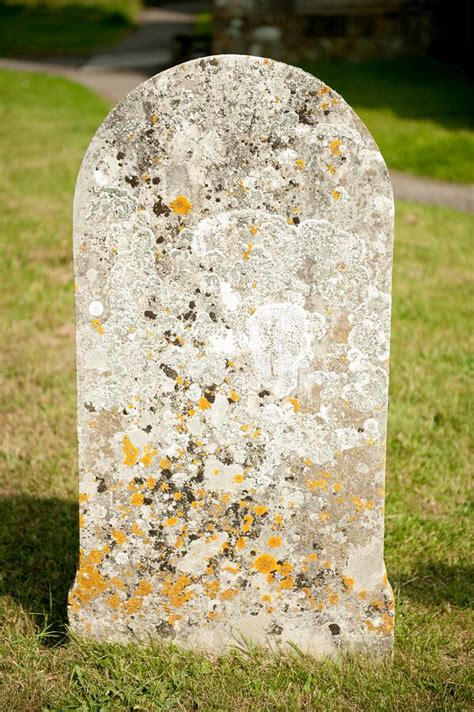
[306,552,318,562]
[343,575,354,591]
[162,575,193,608]
[261,594,272,602]
[130,492,144,506]
[131,523,144,537]
[169,195,192,215]
[79,514,85,528]
[72,551,107,604]
[322,560,332,569]
[125,596,143,614]
[140,445,157,467]
[136,579,153,597]
[328,592,340,605]
[294,159,305,170]
[327,163,336,175]
[267,535,282,548]
[332,189,341,201]
[150,113,158,124]
[352,496,375,512]
[173,492,184,500]
[91,318,104,335]
[146,476,157,489]
[249,225,258,235]
[365,613,394,636]
[287,397,300,413]
[274,514,283,526]
[334,482,343,493]
[122,435,139,466]
[242,514,254,532]
[279,561,293,576]
[205,579,220,598]
[79,493,89,503]
[220,588,238,601]
[307,479,328,491]
[159,456,172,470]
[234,473,244,483]
[253,553,278,574]
[242,243,253,261]
[229,389,240,402]
[166,517,178,527]
[279,575,295,591]
[198,397,212,410]
[112,529,126,545]
[236,537,246,550]
[320,512,330,522]
[254,505,268,516]
[329,139,342,156]
[107,592,122,611]
[318,85,330,96]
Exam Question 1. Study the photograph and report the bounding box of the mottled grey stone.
[69,55,395,656]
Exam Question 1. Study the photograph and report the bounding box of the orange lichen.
[79,493,89,503]
[146,476,157,489]
[254,505,268,516]
[287,397,300,413]
[279,561,293,576]
[267,536,282,548]
[334,482,343,493]
[220,588,238,601]
[307,479,328,491]
[249,225,258,235]
[122,435,139,466]
[320,512,330,522]
[107,593,122,610]
[159,456,172,470]
[332,189,341,201]
[136,579,153,597]
[91,318,104,335]
[253,553,278,574]
[140,445,157,467]
[236,537,246,550]
[162,575,193,608]
[329,139,342,156]
[280,576,295,591]
[274,514,283,526]
[125,596,143,614]
[198,397,212,410]
[131,523,144,537]
[112,529,126,545]
[328,592,340,605]
[130,492,144,506]
[234,474,244,483]
[169,195,192,215]
[242,243,253,261]
[294,159,305,170]
[150,113,158,124]
[166,517,178,526]
[229,389,240,402]
[343,575,354,591]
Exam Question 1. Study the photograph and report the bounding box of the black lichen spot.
[125,175,140,188]
[143,424,152,433]
[329,623,341,636]
[143,497,153,505]
[258,390,270,398]
[152,177,160,185]
[84,401,96,412]
[153,196,171,217]
[96,478,107,493]
[144,310,157,320]
[293,216,300,225]
[269,623,283,636]
[116,151,125,160]
[160,363,178,380]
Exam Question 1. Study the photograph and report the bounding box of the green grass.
[303,58,474,183]
[0,0,139,56]
[0,68,473,710]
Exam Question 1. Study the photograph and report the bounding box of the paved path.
[1,5,472,214]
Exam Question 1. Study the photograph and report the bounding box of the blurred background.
[0,1,473,709]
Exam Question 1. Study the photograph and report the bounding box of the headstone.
[69,55,395,657]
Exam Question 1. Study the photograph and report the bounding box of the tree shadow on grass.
[394,561,473,609]
[0,495,78,643]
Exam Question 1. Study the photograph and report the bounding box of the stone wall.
[212,0,437,63]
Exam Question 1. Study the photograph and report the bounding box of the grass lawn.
[303,58,474,184]
[0,69,472,710]
[0,0,139,57]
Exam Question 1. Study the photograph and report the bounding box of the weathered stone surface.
[70,55,395,656]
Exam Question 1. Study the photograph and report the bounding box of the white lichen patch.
[70,55,394,657]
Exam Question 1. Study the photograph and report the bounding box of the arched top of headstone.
[74,55,393,284]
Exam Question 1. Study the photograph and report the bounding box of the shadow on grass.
[0,3,135,57]
[395,561,473,609]
[0,495,78,642]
